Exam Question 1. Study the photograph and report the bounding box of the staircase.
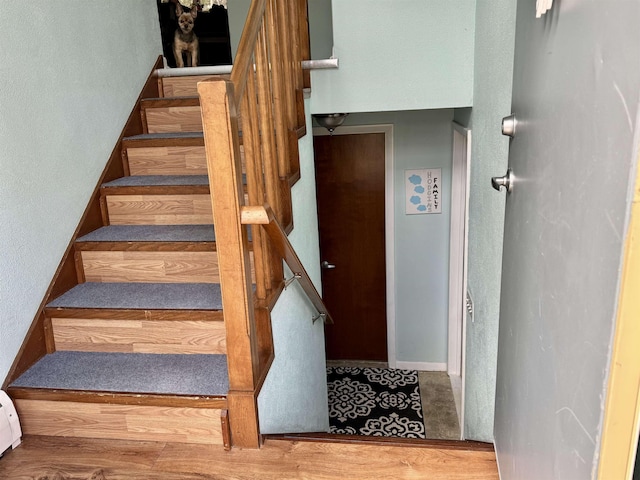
[5,0,324,450]
[6,74,234,448]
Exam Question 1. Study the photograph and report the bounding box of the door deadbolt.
[502,114,518,138]
[492,168,514,193]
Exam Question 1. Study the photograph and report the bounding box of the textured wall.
[310,0,475,114]
[0,1,162,383]
[227,0,333,60]
[340,110,453,367]
[307,0,333,60]
[453,1,516,442]
[257,98,329,433]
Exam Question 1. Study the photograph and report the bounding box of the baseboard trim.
[395,361,447,372]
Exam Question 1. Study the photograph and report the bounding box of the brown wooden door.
[314,133,387,361]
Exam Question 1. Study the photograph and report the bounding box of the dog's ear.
[175,2,184,16]
[190,5,198,18]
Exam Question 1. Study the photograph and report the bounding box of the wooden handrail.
[241,204,333,324]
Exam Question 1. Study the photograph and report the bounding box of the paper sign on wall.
[405,168,442,214]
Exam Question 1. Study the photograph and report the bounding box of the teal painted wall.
[454,0,516,442]
[227,0,249,59]
[228,0,333,60]
[339,110,453,366]
[0,1,162,383]
[257,98,330,433]
[307,0,333,60]
[310,0,475,114]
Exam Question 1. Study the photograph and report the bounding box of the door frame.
[448,122,471,437]
[597,151,640,479]
[313,124,397,366]
[448,122,471,377]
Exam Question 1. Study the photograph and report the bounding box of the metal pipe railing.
[154,58,338,78]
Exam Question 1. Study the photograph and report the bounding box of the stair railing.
[197,0,330,448]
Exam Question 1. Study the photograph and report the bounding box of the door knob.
[491,168,514,193]
[321,261,336,269]
[502,114,518,138]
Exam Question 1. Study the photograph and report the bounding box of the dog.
[173,2,199,67]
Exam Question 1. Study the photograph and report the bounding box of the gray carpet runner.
[77,225,216,243]
[10,351,228,396]
[125,132,203,141]
[47,282,222,310]
[102,175,209,188]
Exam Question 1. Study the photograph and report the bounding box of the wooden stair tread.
[44,307,223,321]
[100,175,246,195]
[9,351,229,397]
[101,175,209,197]
[47,282,223,311]
[123,132,205,149]
[75,225,217,252]
[77,224,216,244]
[141,96,200,108]
[125,132,204,141]
[102,175,209,188]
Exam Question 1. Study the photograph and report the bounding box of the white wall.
[0,1,162,383]
[339,110,454,367]
[310,0,475,114]
[257,98,329,433]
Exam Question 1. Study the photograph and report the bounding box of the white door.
[493,1,640,479]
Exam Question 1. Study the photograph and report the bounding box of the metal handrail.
[240,204,333,324]
[155,59,338,78]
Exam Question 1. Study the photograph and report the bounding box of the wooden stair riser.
[145,106,203,134]
[51,317,226,355]
[15,399,226,445]
[125,145,244,176]
[104,194,212,225]
[103,193,249,225]
[161,75,215,97]
[77,250,256,284]
[127,145,207,175]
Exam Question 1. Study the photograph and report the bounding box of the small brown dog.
[173,2,199,67]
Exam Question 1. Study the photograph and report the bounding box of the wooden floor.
[0,435,499,480]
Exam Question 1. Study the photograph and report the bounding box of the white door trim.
[313,125,396,367]
[448,123,471,375]
[449,122,471,438]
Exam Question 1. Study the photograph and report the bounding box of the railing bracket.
[284,273,302,289]
[312,313,327,324]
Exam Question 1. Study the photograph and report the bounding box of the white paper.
[405,169,442,215]
[536,0,553,18]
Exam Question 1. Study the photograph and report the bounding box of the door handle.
[491,168,514,193]
[321,261,336,269]
[502,114,518,138]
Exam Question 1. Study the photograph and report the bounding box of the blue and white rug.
[327,366,426,439]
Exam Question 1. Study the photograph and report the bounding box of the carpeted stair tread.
[102,175,209,188]
[77,225,216,243]
[124,132,203,141]
[10,351,228,396]
[47,282,222,310]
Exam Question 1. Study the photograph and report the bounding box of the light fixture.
[313,113,348,134]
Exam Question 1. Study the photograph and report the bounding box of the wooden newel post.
[198,78,261,448]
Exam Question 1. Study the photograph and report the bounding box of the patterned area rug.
[327,366,426,439]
